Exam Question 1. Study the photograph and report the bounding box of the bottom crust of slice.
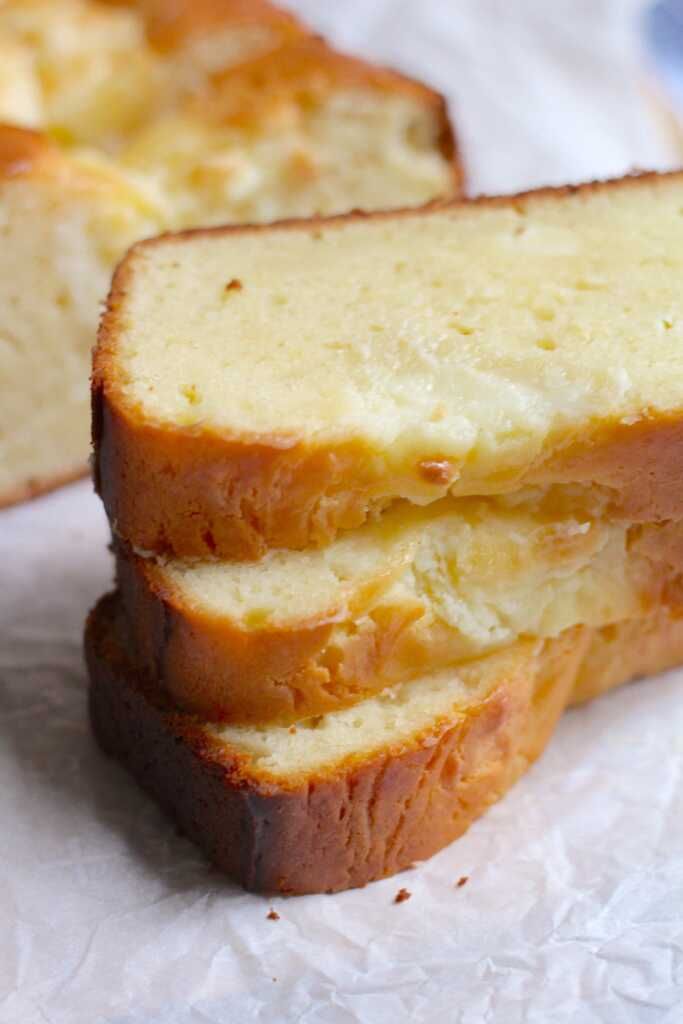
[86,594,683,895]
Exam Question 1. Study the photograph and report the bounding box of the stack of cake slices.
[89,172,683,894]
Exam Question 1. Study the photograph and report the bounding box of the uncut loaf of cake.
[95,172,683,561]
[0,0,460,507]
[116,496,683,723]
[87,593,683,894]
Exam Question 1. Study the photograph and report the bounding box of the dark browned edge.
[86,592,539,895]
[86,591,683,895]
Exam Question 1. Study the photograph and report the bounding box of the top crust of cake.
[106,0,304,52]
[95,172,683,559]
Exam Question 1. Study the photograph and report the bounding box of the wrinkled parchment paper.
[2,2,683,1021]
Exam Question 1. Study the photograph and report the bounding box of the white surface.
[1,3,683,1022]
[285,0,679,192]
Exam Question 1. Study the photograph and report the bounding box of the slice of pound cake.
[87,592,683,894]
[116,497,683,723]
[0,0,460,507]
[95,172,683,560]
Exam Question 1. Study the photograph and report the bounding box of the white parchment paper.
[1,3,683,1021]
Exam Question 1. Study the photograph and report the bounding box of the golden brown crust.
[116,542,424,723]
[0,123,148,196]
[94,170,683,560]
[570,605,683,705]
[86,592,683,894]
[203,34,459,169]
[0,124,58,180]
[530,413,683,522]
[211,31,446,103]
[115,519,683,725]
[104,0,305,52]
[92,383,381,559]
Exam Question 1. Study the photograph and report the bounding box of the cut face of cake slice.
[95,172,683,559]
[0,128,161,506]
[117,491,683,723]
